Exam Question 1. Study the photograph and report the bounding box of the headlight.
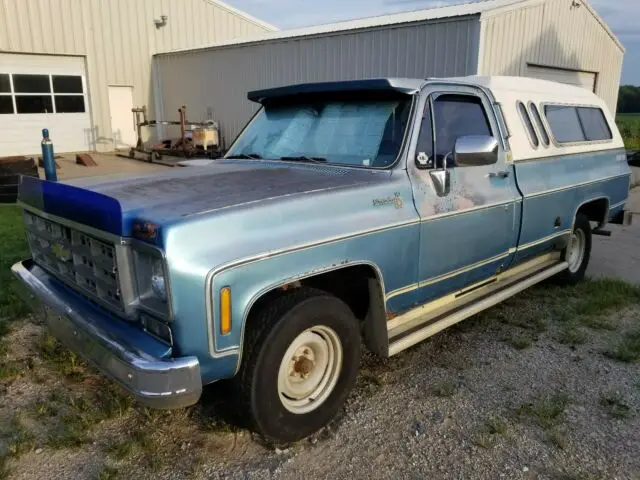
[150,260,167,301]
[132,248,170,319]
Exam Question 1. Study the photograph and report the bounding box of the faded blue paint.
[512,149,630,265]
[14,78,633,388]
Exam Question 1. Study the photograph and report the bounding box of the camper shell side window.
[543,104,613,146]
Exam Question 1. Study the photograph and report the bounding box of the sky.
[226,0,640,86]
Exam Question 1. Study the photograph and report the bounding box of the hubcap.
[566,228,586,273]
[277,325,343,414]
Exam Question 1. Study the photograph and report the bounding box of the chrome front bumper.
[11,260,202,409]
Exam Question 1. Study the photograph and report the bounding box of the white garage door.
[0,53,92,156]
[526,65,596,91]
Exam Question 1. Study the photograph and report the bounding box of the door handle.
[488,170,510,179]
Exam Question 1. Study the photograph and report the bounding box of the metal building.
[154,0,624,146]
[0,0,275,156]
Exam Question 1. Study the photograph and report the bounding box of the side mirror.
[453,135,499,167]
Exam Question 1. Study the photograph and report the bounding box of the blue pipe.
[41,128,57,182]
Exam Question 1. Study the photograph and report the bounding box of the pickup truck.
[12,76,632,443]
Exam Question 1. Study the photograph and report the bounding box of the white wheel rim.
[566,228,586,273]
[277,325,343,415]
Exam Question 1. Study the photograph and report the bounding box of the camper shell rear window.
[544,104,612,144]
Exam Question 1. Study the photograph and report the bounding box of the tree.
[618,85,640,113]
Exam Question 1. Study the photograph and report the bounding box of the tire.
[234,287,361,444]
[555,213,592,285]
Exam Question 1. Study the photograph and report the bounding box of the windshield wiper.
[226,153,263,159]
[280,156,328,164]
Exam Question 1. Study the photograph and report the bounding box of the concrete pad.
[37,152,168,181]
[588,187,640,284]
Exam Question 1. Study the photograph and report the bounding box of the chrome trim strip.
[386,250,513,301]
[512,147,626,164]
[609,200,626,210]
[12,260,201,409]
[516,229,573,251]
[418,198,522,223]
[523,173,631,199]
[388,261,569,356]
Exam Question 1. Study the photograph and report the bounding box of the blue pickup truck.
[12,76,632,443]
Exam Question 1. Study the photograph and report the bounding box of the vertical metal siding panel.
[480,0,622,113]
[1,0,18,50]
[155,18,483,143]
[0,0,11,49]
[20,1,36,51]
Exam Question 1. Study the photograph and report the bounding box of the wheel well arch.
[240,262,389,369]
[574,197,610,228]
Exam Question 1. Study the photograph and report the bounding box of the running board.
[387,258,568,357]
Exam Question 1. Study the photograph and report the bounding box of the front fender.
[206,224,418,372]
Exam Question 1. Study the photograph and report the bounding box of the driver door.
[406,85,521,306]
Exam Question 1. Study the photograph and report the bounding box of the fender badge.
[373,192,403,209]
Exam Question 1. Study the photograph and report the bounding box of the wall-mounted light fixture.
[570,1,581,9]
[154,15,168,29]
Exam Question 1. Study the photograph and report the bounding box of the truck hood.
[18,159,389,238]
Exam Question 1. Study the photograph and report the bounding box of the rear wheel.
[555,213,592,285]
[234,287,361,444]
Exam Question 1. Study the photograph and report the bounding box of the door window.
[433,94,492,167]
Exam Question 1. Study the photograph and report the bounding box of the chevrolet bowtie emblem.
[51,242,71,262]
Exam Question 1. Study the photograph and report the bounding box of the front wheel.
[234,288,361,444]
[555,213,592,285]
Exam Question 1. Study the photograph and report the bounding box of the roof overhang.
[247,78,425,104]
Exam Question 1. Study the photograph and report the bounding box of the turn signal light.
[220,287,232,335]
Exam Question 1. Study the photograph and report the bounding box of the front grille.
[24,211,123,311]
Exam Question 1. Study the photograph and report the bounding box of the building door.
[0,53,92,156]
[108,86,136,149]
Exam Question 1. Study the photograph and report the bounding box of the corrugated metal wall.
[478,0,624,113]
[0,0,273,151]
[155,16,481,144]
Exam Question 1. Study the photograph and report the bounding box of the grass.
[617,114,640,150]
[38,382,133,450]
[546,429,568,450]
[508,334,534,350]
[471,415,508,450]
[604,330,640,363]
[599,391,633,420]
[472,432,496,449]
[484,415,508,435]
[98,465,119,480]
[480,278,640,352]
[106,439,135,460]
[517,392,571,430]
[558,327,589,346]
[0,206,30,323]
[38,335,86,380]
[433,380,457,398]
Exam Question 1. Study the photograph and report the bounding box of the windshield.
[226,96,412,168]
